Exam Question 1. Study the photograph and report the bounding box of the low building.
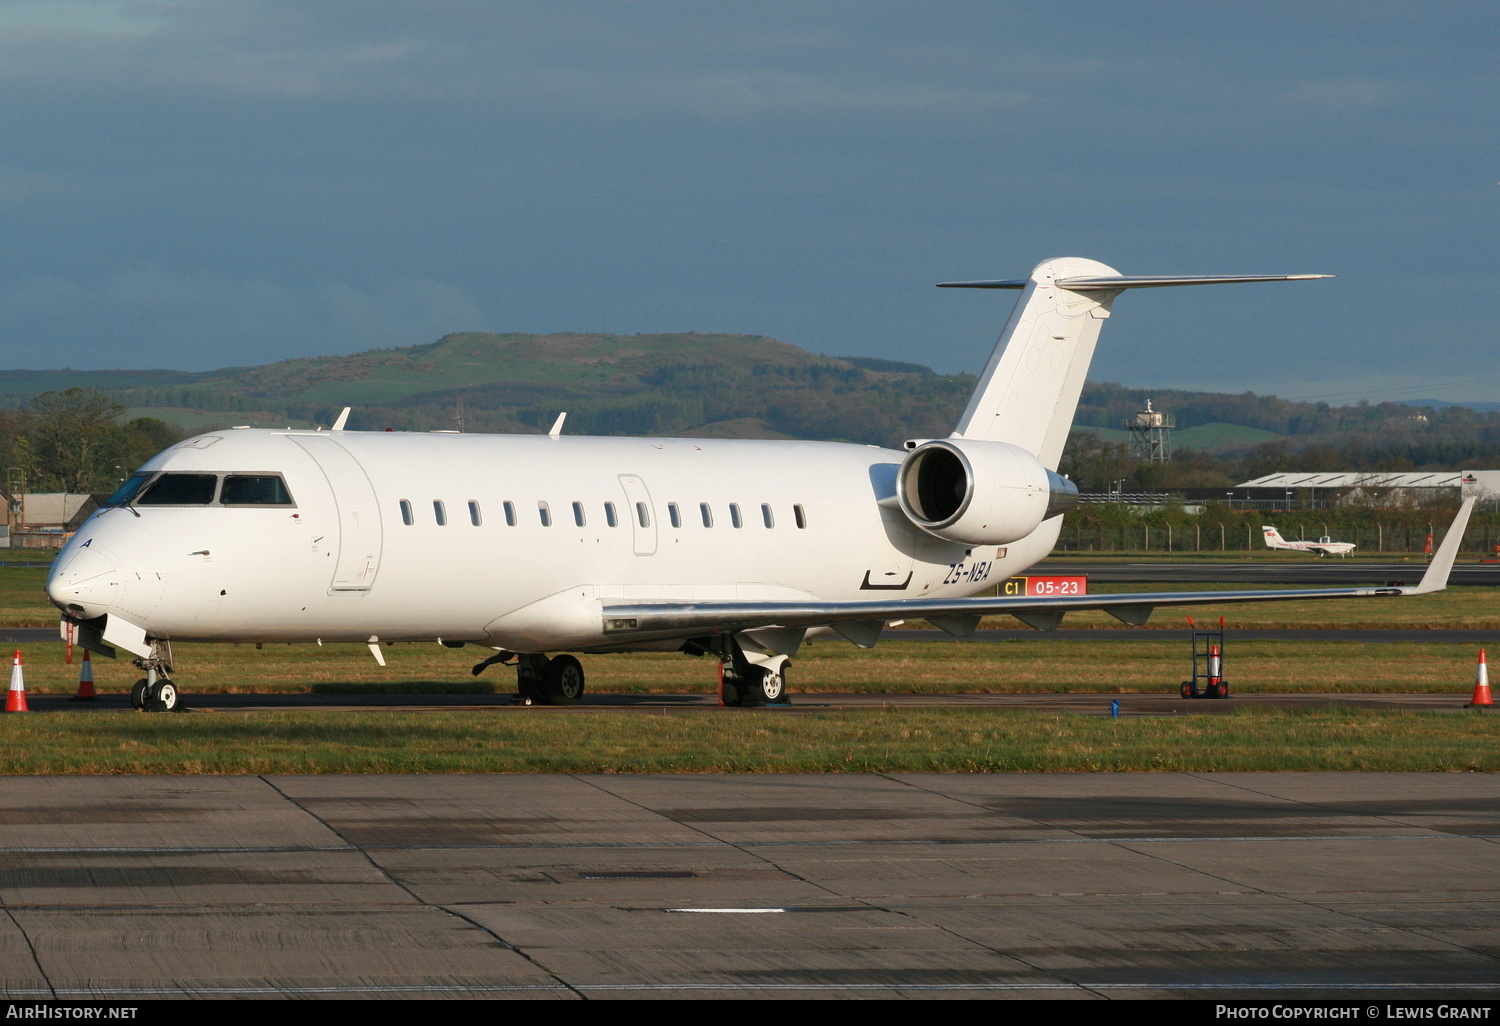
[6,493,102,548]
[1234,471,1484,510]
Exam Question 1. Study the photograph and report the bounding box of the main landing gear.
[720,661,788,707]
[131,642,183,712]
[717,640,791,708]
[473,651,586,705]
[470,636,792,708]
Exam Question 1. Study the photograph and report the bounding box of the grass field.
[1,708,1493,774]
[7,567,1496,774]
[6,562,1497,696]
[5,636,1491,696]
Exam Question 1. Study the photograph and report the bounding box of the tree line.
[1,389,184,495]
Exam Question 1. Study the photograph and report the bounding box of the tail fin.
[1262,526,1286,548]
[943,259,1332,469]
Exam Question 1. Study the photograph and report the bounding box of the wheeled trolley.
[1179,615,1230,699]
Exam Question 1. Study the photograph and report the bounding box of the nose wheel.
[131,674,183,712]
[129,642,183,712]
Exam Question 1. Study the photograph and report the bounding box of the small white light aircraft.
[1262,526,1357,557]
[45,257,1473,711]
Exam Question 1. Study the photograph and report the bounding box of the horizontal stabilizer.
[938,274,1332,290]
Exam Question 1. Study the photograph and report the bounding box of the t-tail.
[1263,526,1290,549]
[940,259,1332,470]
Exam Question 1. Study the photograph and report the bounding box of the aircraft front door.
[288,435,383,590]
[618,474,657,556]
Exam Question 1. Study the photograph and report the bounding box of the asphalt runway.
[1038,560,1500,585]
[0,773,1494,1000]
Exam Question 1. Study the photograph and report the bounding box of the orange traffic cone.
[70,649,96,702]
[1468,649,1493,709]
[6,650,28,712]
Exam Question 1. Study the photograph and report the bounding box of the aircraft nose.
[46,544,120,620]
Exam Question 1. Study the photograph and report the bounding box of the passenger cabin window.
[794,503,807,529]
[729,503,742,528]
[635,501,650,528]
[468,500,482,526]
[699,502,713,528]
[220,475,293,505]
[503,501,517,526]
[761,503,774,528]
[538,501,552,527]
[604,502,618,527]
[668,502,681,528]
[399,499,413,526]
[136,474,218,506]
[572,501,586,527]
[433,500,447,526]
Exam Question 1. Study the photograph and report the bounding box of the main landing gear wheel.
[542,655,585,705]
[131,679,149,710]
[754,663,788,705]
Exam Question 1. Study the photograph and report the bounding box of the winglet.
[548,412,567,439]
[1411,498,1475,594]
[331,407,351,431]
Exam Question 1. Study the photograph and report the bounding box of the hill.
[6,333,972,448]
[2,333,1498,463]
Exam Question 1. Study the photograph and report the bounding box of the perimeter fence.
[1056,502,1500,555]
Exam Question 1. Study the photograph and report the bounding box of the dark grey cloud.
[0,1,1495,403]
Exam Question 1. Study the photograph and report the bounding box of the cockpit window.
[136,473,219,506]
[221,475,294,505]
[103,471,298,509]
[105,473,153,507]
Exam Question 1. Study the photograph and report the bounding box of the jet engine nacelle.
[896,439,1079,545]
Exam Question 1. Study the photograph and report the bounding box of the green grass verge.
[0,708,1492,774]
[7,638,1492,696]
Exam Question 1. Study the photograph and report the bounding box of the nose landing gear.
[131,641,184,712]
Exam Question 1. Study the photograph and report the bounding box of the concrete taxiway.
[0,773,1495,1000]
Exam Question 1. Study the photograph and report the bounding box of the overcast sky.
[0,1,1496,403]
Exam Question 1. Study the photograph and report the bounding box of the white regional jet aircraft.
[1262,526,1357,557]
[45,257,1474,711]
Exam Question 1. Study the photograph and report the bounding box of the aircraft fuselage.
[48,428,1059,653]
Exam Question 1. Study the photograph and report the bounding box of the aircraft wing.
[600,499,1472,642]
